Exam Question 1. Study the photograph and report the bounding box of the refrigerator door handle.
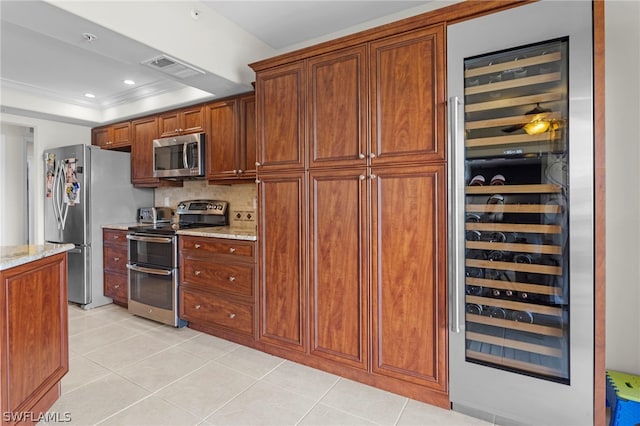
[448,96,462,334]
[57,161,69,230]
[52,160,63,229]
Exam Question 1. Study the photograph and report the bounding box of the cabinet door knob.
[359,175,365,181]
[114,235,120,240]
[228,276,236,282]
[233,169,237,174]
[229,247,236,253]
[370,153,377,159]
[255,179,261,184]
[194,270,201,276]
[114,285,120,289]
[194,243,201,248]
[195,304,201,310]
[238,169,243,174]
[370,173,377,179]
[229,313,236,319]
[255,162,261,167]
[114,257,120,262]
[359,153,365,159]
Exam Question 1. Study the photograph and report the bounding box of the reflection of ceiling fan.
[502,103,557,135]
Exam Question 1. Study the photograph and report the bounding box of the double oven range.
[126,200,229,327]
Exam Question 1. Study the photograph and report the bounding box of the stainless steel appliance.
[137,207,173,224]
[126,200,229,327]
[447,2,594,425]
[44,144,153,308]
[153,132,205,178]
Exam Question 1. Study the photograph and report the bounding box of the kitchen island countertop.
[0,243,75,271]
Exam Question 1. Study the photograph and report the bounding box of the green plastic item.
[607,370,640,403]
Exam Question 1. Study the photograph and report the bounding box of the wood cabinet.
[307,46,368,169]
[257,171,308,352]
[370,164,447,391]
[252,23,448,407]
[179,236,257,342]
[130,116,181,188]
[92,122,131,150]
[309,168,368,370]
[158,105,205,137]
[255,62,306,171]
[103,229,128,306]
[206,94,257,182]
[0,252,69,425]
[369,27,446,165]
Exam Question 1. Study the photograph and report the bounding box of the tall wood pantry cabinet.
[252,24,448,407]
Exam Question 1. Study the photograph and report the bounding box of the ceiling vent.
[142,55,205,79]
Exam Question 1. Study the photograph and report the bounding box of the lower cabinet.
[257,164,449,408]
[0,252,69,425]
[103,229,129,306]
[178,235,257,343]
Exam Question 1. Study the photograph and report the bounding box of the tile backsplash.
[154,180,257,230]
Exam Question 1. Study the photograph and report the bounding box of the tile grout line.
[293,375,342,426]
[393,397,410,425]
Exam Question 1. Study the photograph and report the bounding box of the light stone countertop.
[177,226,257,241]
[102,223,144,230]
[0,243,75,271]
[102,223,256,241]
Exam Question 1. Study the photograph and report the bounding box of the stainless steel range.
[127,200,229,326]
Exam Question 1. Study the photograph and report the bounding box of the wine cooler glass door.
[448,2,594,425]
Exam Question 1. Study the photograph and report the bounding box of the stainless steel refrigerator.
[447,1,594,424]
[44,144,153,309]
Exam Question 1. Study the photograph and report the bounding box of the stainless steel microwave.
[153,133,205,178]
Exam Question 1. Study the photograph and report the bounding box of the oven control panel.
[176,200,228,216]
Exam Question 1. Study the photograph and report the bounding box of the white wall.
[0,113,91,245]
[0,124,29,245]
[605,0,640,375]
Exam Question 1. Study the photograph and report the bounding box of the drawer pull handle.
[229,247,236,253]
[228,276,236,282]
[114,235,120,240]
[194,243,201,249]
[114,257,120,262]
[114,285,120,289]
[194,270,201,276]
[194,305,201,310]
[229,313,236,319]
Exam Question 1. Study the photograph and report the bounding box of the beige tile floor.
[44,303,491,426]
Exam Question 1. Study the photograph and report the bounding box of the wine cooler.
[448,2,594,425]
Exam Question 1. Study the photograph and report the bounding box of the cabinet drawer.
[181,289,254,335]
[181,258,254,297]
[103,229,128,246]
[104,271,128,302]
[180,236,254,260]
[104,246,127,272]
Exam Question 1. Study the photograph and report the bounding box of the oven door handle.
[126,234,174,244]
[126,263,173,276]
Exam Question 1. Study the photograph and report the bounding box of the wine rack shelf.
[466,350,563,378]
[466,313,563,337]
[465,222,562,235]
[465,51,562,78]
[466,241,562,255]
[466,277,562,297]
[466,204,562,214]
[466,184,562,194]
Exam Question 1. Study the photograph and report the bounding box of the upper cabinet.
[158,105,205,137]
[206,93,256,182]
[308,45,368,169]
[370,26,446,164]
[91,122,131,150]
[255,62,306,171]
[130,116,181,188]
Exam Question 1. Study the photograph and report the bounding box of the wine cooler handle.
[448,96,463,334]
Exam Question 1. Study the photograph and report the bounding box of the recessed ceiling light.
[84,93,95,98]
[123,79,135,85]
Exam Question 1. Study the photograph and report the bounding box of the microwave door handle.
[183,142,189,169]
[126,263,172,276]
